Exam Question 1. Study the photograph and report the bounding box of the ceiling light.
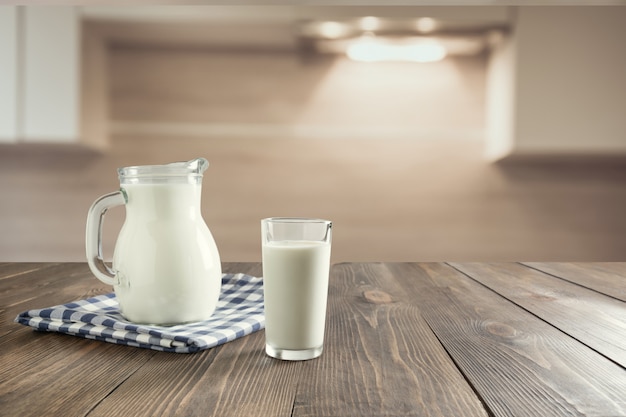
[297,16,506,60]
[346,37,447,63]
[359,16,381,31]
[405,42,447,62]
[415,17,438,33]
[317,21,348,39]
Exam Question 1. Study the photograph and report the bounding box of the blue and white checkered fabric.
[15,273,264,353]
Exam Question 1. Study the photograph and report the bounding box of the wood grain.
[87,263,302,417]
[0,262,48,281]
[0,263,110,339]
[2,262,626,417]
[0,263,157,417]
[1,340,156,417]
[294,262,489,417]
[1,263,269,417]
[522,262,626,302]
[386,262,626,417]
[88,336,302,417]
[449,262,626,368]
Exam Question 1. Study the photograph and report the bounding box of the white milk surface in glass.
[262,240,331,350]
[112,183,221,324]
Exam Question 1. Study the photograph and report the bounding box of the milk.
[262,240,331,350]
[112,183,221,324]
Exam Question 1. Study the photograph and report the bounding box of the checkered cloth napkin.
[15,273,264,353]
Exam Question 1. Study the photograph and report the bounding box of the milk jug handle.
[86,191,126,286]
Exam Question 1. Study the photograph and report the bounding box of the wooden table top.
[1,262,625,417]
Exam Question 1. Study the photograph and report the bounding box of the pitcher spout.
[186,158,209,175]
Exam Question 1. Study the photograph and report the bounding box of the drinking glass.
[261,218,332,360]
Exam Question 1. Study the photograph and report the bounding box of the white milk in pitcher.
[262,240,331,350]
[112,183,221,324]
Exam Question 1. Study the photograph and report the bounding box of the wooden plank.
[0,262,50,280]
[0,263,269,417]
[0,264,158,417]
[88,332,297,417]
[88,263,301,417]
[293,262,488,417]
[0,263,110,339]
[523,262,626,302]
[5,262,625,417]
[449,262,626,368]
[1,339,157,417]
[0,263,102,305]
[387,262,626,417]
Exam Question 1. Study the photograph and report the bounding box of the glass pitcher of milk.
[86,158,221,325]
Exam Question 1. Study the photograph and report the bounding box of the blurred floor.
[1,138,626,263]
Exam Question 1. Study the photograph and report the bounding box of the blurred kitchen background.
[1,5,625,263]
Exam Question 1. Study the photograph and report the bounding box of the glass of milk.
[261,217,332,361]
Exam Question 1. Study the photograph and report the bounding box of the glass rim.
[262,217,331,225]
